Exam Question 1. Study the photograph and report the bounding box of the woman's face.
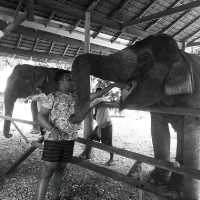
[59,74,75,93]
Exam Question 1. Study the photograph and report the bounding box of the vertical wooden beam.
[49,41,54,54]
[63,44,69,56]
[69,0,101,33]
[84,12,91,53]
[25,0,34,21]
[181,40,186,51]
[84,11,92,138]
[14,0,24,19]
[16,34,22,48]
[32,37,39,51]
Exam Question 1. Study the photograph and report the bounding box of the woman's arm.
[37,106,53,131]
[90,82,128,101]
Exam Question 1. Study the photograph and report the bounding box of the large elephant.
[3,64,67,138]
[70,34,200,199]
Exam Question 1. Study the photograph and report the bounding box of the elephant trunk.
[3,89,17,138]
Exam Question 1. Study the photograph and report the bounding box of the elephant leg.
[149,113,171,185]
[168,117,184,193]
[31,100,39,131]
[182,116,200,200]
[3,96,16,138]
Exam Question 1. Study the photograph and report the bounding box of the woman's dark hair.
[54,70,71,83]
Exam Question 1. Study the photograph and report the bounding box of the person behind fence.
[79,87,114,166]
[35,71,80,200]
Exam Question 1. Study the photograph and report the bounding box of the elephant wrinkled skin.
[3,64,67,138]
[70,34,200,199]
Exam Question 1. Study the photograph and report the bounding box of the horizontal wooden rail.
[71,157,173,200]
[76,137,200,180]
[0,115,35,125]
[102,102,200,117]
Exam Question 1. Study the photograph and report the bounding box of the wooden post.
[83,11,92,138]
[181,40,186,51]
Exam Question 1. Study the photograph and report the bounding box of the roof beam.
[68,0,102,33]
[92,0,129,38]
[0,46,74,63]
[187,41,200,47]
[187,36,200,45]
[110,0,155,43]
[172,15,200,38]
[158,9,190,34]
[0,20,116,54]
[122,1,200,27]
[45,0,66,27]
[144,0,182,31]
[108,0,129,19]
[35,0,148,39]
[181,28,200,41]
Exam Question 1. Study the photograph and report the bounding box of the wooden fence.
[1,104,200,199]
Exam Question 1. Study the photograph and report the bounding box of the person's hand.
[50,127,61,140]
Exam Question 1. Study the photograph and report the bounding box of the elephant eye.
[137,52,153,77]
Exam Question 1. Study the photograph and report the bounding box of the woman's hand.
[50,127,61,140]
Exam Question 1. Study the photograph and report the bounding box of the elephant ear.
[164,52,194,96]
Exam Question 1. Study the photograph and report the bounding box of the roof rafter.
[92,0,129,38]
[122,0,200,27]
[158,9,190,34]
[35,0,148,39]
[0,46,74,63]
[172,16,200,37]
[187,41,200,47]
[144,0,182,31]
[172,15,200,38]
[110,0,156,43]
[0,19,116,54]
[187,36,200,45]
[68,0,102,33]
[181,28,200,41]
[45,0,66,27]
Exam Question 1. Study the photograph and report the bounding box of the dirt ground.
[0,103,177,200]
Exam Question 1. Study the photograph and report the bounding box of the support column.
[181,40,186,51]
[83,11,92,138]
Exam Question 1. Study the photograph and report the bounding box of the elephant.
[69,34,200,199]
[3,64,67,138]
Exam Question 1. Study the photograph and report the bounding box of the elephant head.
[3,64,67,138]
[70,34,193,123]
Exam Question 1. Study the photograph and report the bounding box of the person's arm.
[90,82,128,101]
[37,106,53,131]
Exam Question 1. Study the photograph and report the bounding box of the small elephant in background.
[3,64,68,138]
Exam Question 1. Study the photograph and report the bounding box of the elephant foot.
[148,168,170,186]
[30,127,40,134]
[167,173,183,194]
[3,132,12,138]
